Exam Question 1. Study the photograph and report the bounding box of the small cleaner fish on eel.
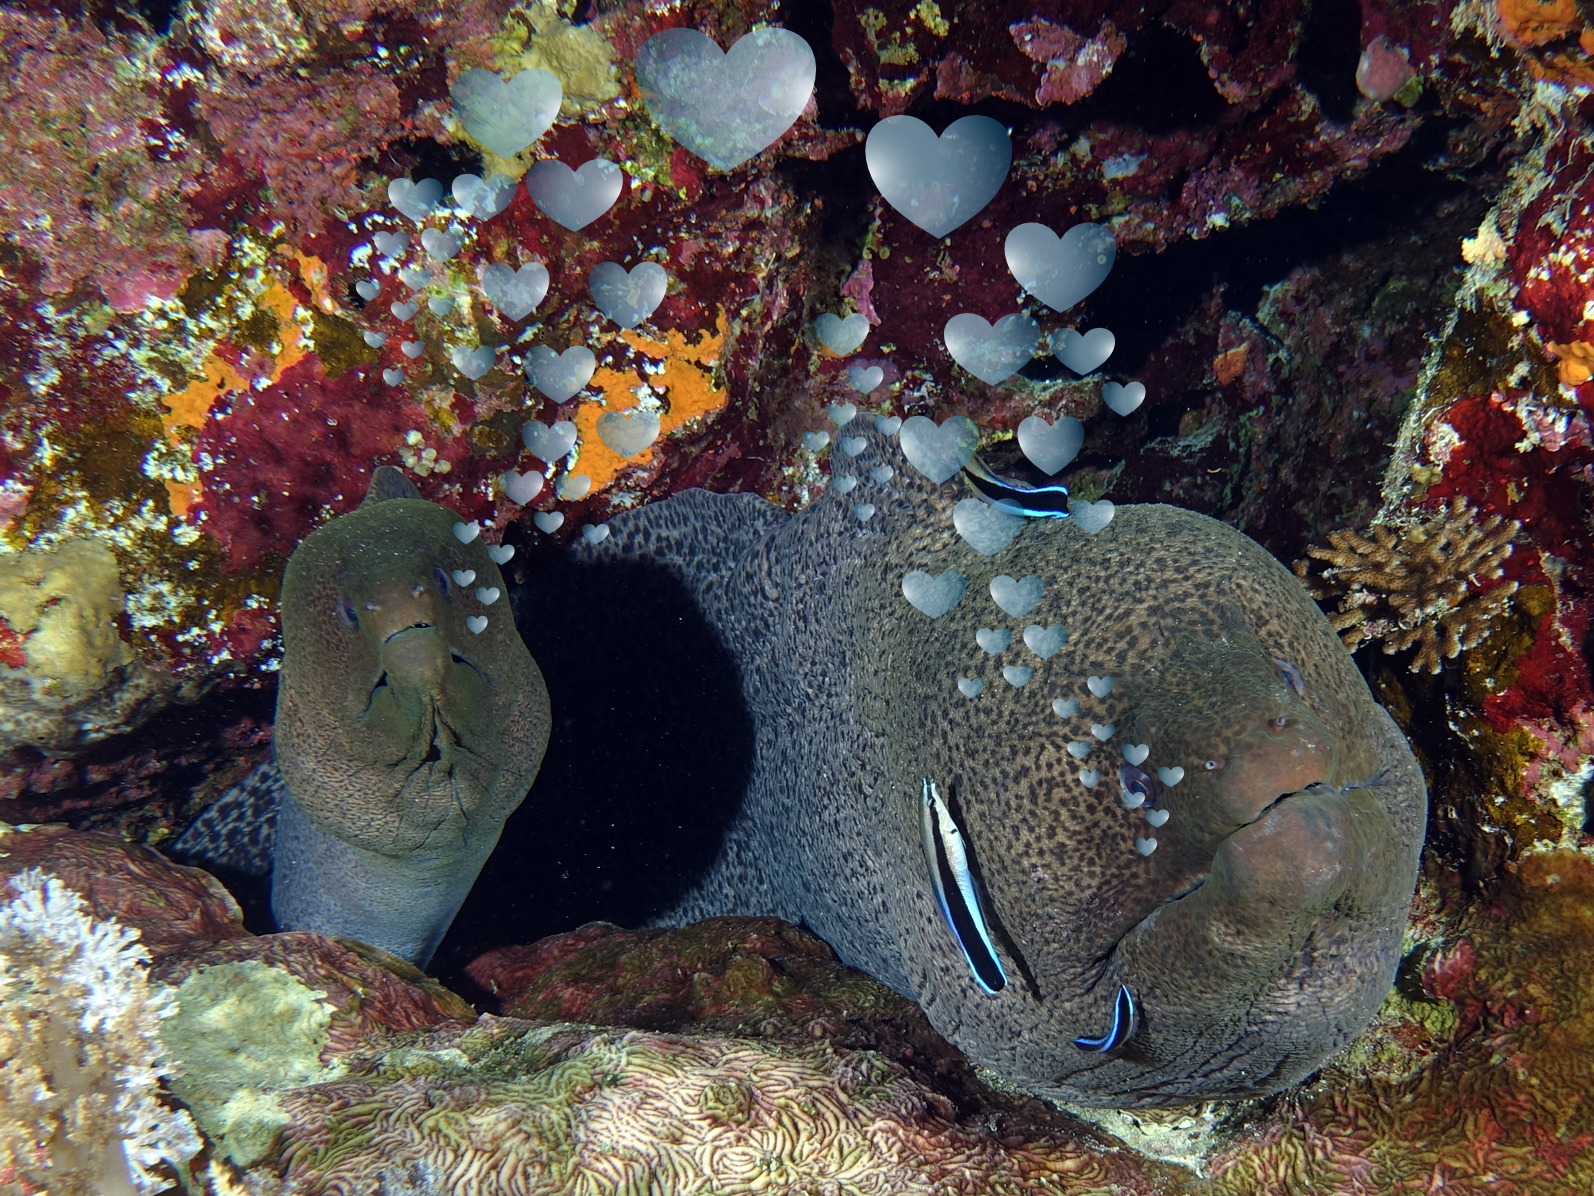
[527,420,1425,1108]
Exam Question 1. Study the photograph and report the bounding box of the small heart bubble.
[476,586,501,605]
[453,521,480,544]
[874,415,903,437]
[1124,743,1150,766]
[1072,499,1115,535]
[373,231,409,257]
[582,523,610,545]
[870,465,894,483]
[1052,698,1079,717]
[452,172,517,220]
[487,544,514,565]
[401,340,425,358]
[1087,675,1114,697]
[902,570,966,618]
[1003,665,1033,687]
[853,503,876,522]
[827,402,858,426]
[837,435,867,456]
[557,474,591,501]
[1067,741,1091,760]
[388,177,443,224]
[399,267,431,291]
[1156,766,1185,787]
[1103,381,1147,416]
[525,158,625,230]
[1079,769,1101,787]
[533,511,565,533]
[522,420,578,462]
[803,431,830,452]
[816,312,869,356]
[899,415,978,483]
[589,260,667,328]
[976,628,1010,655]
[363,331,388,348]
[526,345,595,401]
[466,614,489,634]
[451,345,496,379]
[1120,787,1145,809]
[1091,722,1116,741]
[1145,808,1170,827]
[1023,624,1066,659]
[990,574,1044,617]
[391,300,419,321]
[1017,414,1084,476]
[832,476,857,494]
[421,228,460,261]
[502,470,543,504]
[356,279,381,301]
[849,365,885,394]
[1053,327,1116,375]
[595,409,661,458]
[958,677,984,698]
[1135,837,1158,856]
[954,499,1022,556]
[382,368,405,386]
[428,295,455,317]
[482,262,550,322]
[452,569,476,586]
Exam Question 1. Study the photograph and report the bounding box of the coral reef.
[1295,496,1521,673]
[0,864,201,1195]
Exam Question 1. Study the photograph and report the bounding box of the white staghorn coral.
[0,867,201,1196]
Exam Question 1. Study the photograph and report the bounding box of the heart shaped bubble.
[401,340,425,358]
[816,312,869,356]
[1087,675,1114,697]
[990,574,1043,617]
[944,312,1040,385]
[525,158,625,230]
[487,544,514,565]
[582,523,611,545]
[853,503,876,522]
[899,415,977,483]
[958,677,984,698]
[399,267,432,291]
[1121,787,1146,809]
[1135,837,1158,856]
[356,279,381,301]
[363,331,387,348]
[837,435,867,456]
[1005,221,1117,312]
[1157,766,1185,787]
[522,420,578,462]
[373,231,409,257]
[388,178,442,224]
[1054,327,1116,375]
[596,409,662,458]
[1066,741,1091,759]
[875,415,903,437]
[803,431,830,452]
[452,67,561,157]
[1123,743,1150,766]
[533,511,565,533]
[502,470,543,505]
[902,569,966,618]
[1052,698,1079,717]
[976,628,1010,655]
[1072,499,1115,535]
[870,464,894,484]
[1091,722,1116,741]
[526,345,595,401]
[452,569,476,586]
[451,345,496,380]
[589,261,668,328]
[421,228,460,261]
[1003,665,1034,687]
[392,300,418,321]
[833,476,858,494]
[452,173,517,220]
[636,27,815,170]
[1017,414,1084,477]
[953,498,1022,556]
[1079,769,1101,787]
[429,296,455,318]
[453,521,480,544]
[557,474,591,501]
[381,368,404,386]
[481,262,550,322]
[466,614,489,634]
[1145,808,1170,828]
[1023,624,1066,659]
[826,402,858,426]
[849,365,885,394]
[476,586,501,605]
[866,114,1011,237]
[1103,381,1147,416]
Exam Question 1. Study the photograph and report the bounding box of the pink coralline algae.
[1356,35,1419,103]
[1009,18,1127,106]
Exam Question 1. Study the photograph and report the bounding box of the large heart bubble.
[526,345,596,402]
[451,68,561,158]
[1017,414,1084,476]
[1005,222,1117,313]
[480,262,549,321]
[943,313,1040,385]
[899,415,978,483]
[589,261,668,328]
[525,158,625,230]
[866,115,1011,238]
[636,28,815,170]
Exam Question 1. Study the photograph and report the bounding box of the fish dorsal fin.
[363,465,421,506]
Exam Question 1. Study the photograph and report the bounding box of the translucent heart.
[958,677,984,698]
[833,476,858,494]
[1072,499,1116,535]
[874,415,902,436]
[453,521,480,544]
[452,173,517,220]
[1087,675,1114,697]
[989,574,1043,617]
[481,262,550,322]
[363,331,387,348]
[816,313,869,356]
[853,504,875,522]
[849,365,885,394]
[870,465,894,484]
[837,436,867,456]
[502,471,543,505]
[1079,769,1100,787]
[373,231,409,257]
[421,228,460,261]
[401,340,425,358]
[1003,665,1034,687]
[526,345,595,401]
[525,158,625,230]
[589,261,667,328]
[1067,741,1091,759]
[1017,414,1084,476]
[1054,327,1116,375]
[866,114,1011,237]
[452,569,476,586]
[636,28,815,170]
[1123,743,1150,766]
[356,279,381,301]
[388,178,442,224]
[391,301,418,321]
[1005,221,1117,313]
[827,402,858,426]
[557,474,591,501]
[954,498,1022,556]
[381,368,404,386]
[975,628,1010,655]
[475,586,500,605]
[899,415,977,483]
[466,614,489,634]
[533,511,565,533]
[1023,624,1066,659]
[1103,381,1147,416]
[1091,723,1116,741]
[487,545,514,565]
[596,409,662,458]
[1121,788,1145,809]
[451,345,496,379]
[944,313,1040,385]
[399,268,431,291]
[428,295,454,317]
[803,431,830,452]
[1052,698,1079,717]
[452,67,561,157]
[522,420,578,462]
[582,523,611,544]
[1145,808,1170,827]
[1157,766,1185,787]
[1135,837,1158,856]
[902,570,966,619]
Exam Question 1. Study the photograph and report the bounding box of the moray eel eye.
[1205,757,1225,771]
[433,567,451,598]
[338,597,358,628]
[1121,763,1156,806]
[1272,656,1306,700]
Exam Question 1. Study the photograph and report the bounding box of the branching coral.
[0,867,200,1195]
[1294,497,1520,673]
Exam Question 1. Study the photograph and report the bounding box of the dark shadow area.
[1066,20,1234,134]
[429,542,756,1000]
[780,0,861,130]
[1295,0,1366,124]
[376,136,484,190]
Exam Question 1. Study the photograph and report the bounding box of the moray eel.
[569,423,1425,1107]
[175,467,550,968]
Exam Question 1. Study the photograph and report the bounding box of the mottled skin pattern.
[586,426,1424,1107]
[268,468,550,967]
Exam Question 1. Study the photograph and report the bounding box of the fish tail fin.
[169,760,284,876]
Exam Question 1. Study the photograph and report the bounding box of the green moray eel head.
[273,472,549,860]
